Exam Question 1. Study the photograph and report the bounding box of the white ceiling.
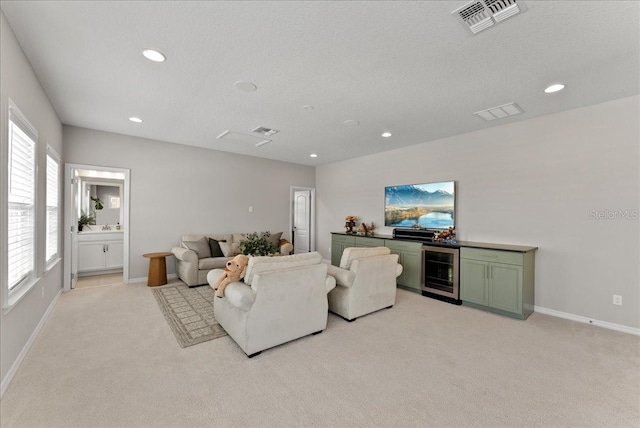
[2,1,638,166]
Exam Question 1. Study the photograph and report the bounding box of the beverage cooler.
[421,245,461,304]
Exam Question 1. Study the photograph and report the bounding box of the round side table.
[143,252,172,287]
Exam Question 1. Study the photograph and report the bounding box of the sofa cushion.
[208,238,225,258]
[244,251,323,286]
[339,246,391,269]
[198,257,231,270]
[265,231,283,248]
[219,241,240,257]
[182,236,211,259]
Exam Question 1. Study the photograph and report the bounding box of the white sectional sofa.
[171,232,292,287]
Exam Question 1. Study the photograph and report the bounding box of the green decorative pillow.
[208,238,226,258]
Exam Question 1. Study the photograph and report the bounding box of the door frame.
[63,163,130,291]
[289,186,316,252]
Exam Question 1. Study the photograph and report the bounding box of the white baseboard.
[1,288,63,398]
[534,305,640,336]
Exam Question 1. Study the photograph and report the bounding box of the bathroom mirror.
[79,178,124,228]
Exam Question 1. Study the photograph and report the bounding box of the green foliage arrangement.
[91,196,104,211]
[78,211,96,231]
[239,231,277,256]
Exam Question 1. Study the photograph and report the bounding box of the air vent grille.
[474,102,523,121]
[453,0,526,34]
[252,126,279,137]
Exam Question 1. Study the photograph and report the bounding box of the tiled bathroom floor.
[75,273,123,289]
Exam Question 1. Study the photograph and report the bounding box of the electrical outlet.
[613,294,622,306]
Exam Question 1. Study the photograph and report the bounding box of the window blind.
[46,152,59,263]
[8,115,37,291]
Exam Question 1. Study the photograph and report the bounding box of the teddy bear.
[279,238,293,255]
[214,254,249,298]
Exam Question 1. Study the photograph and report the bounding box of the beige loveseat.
[207,252,336,357]
[171,232,292,287]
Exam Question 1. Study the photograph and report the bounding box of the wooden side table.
[143,252,172,287]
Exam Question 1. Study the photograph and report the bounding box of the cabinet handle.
[106,244,109,252]
[103,244,106,252]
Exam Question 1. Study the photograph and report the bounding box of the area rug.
[152,283,227,348]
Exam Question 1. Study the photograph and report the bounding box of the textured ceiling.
[1,1,638,166]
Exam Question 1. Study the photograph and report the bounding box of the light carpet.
[1,281,639,428]
[152,283,227,347]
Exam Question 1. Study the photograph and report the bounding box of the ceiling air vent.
[252,126,279,137]
[474,102,523,121]
[453,0,526,34]
[217,130,271,147]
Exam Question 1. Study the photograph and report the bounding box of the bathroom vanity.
[77,229,124,274]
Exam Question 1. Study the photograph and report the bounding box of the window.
[46,149,60,264]
[7,104,38,292]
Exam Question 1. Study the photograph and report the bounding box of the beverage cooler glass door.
[422,246,459,300]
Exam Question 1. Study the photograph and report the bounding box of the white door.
[69,168,79,289]
[78,242,106,272]
[293,190,311,253]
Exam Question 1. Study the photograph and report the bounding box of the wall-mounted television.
[384,181,455,229]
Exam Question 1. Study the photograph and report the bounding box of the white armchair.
[327,247,403,322]
[208,252,336,357]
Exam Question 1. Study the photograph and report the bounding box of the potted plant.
[239,231,277,256]
[78,211,96,232]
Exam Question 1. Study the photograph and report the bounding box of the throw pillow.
[208,238,225,258]
[182,236,212,259]
[264,231,283,249]
[219,241,240,257]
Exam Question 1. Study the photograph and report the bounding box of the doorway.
[290,187,316,253]
[63,164,130,291]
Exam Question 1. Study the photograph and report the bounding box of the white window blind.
[46,151,59,263]
[8,110,37,291]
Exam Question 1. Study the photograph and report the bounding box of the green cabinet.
[460,247,535,320]
[331,234,356,266]
[384,240,423,292]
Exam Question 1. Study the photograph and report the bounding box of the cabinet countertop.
[330,232,537,253]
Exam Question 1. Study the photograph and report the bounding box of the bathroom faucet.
[102,224,111,230]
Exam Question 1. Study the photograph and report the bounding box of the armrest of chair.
[395,263,403,278]
[171,247,197,263]
[327,264,356,287]
[325,275,336,293]
[222,282,256,312]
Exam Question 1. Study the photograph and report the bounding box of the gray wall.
[316,96,639,330]
[0,13,64,390]
[63,126,315,280]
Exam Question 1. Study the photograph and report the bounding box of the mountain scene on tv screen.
[385,183,454,229]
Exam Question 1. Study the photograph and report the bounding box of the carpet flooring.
[1,281,639,427]
[152,283,227,347]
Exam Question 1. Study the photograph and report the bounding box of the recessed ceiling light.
[381,132,392,138]
[142,49,166,62]
[544,83,565,94]
[129,117,143,123]
[234,81,257,92]
[303,105,315,111]
[343,120,359,126]
[310,153,318,158]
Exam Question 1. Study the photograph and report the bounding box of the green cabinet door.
[398,250,422,290]
[331,234,356,266]
[489,262,523,314]
[385,240,423,291]
[460,259,488,305]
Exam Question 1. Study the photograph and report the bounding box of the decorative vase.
[345,220,356,234]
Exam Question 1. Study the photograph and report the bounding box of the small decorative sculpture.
[345,215,357,234]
